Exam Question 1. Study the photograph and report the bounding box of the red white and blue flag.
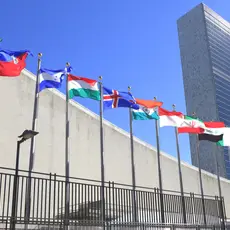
[103,86,139,110]
[0,49,31,77]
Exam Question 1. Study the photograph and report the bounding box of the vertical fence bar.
[53,174,56,225]
[48,173,52,228]
[32,178,36,222]
[36,178,40,225]
[5,176,11,225]
[40,179,44,225]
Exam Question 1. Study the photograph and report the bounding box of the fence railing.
[0,167,226,229]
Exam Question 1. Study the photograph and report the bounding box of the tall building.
[177,3,230,179]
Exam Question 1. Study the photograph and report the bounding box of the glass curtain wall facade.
[177,3,230,179]
[205,11,230,178]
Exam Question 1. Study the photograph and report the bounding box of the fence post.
[190,192,196,224]
[215,195,225,229]
[154,187,158,223]
[112,182,116,222]
[53,173,56,225]
[221,197,226,221]
[108,181,111,226]
[48,173,52,229]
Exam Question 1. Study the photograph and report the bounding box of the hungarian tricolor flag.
[0,49,31,77]
[68,74,101,101]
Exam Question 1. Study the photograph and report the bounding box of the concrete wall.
[0,69,230,217]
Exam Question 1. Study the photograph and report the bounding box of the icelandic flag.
[39,67,71,92]
[103,86,139,110]
[0,49,31,77]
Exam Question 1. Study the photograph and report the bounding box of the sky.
[1,0,230,164]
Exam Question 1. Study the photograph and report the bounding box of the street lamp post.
[10,130,39,230]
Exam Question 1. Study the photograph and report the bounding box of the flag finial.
[99,76,102,81]
[66,62,70,67]
[153,97,157,101]
[128,86,131,91]
[172,104,176,111]
[38,53,42,58]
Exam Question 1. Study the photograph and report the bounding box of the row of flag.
[0,47,225,224]
[0,48,229,147]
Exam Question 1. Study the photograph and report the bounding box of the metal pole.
[99,76,106,228]
[172,104,186,224]
[10,140,23,230]
[154,97,164,223]
[128,86,137,222]
[214,146,225,229]
[64,63,71,229]
[195,134,207,225]
[25,53,42,227]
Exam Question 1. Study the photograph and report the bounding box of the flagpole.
[99,76,106,228]
[153,97,165,223]
[195,134,207,224]
[214,146,225,228]
[193,113,206,225]
[172,104,186,224]
[64,62,71,229]
[25,53,42,228]
[128,86,137,223]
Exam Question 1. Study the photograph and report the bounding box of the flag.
[68,74,100,100]
[198,122,226,143]
[177,116,205,133]
[39,68,68,92]
[217,128,230,146]
[132,98,161,120]
[136,98,163,107]
[204,121,225,129]
[103,86,139,110]
[158,107,184,127]
[198,133,223,143]
[178,119,225,134]
[0,49,31,77]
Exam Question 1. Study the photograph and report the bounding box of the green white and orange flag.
[177,115,206,133]
[68,74,101,101]
[178,116,225,135]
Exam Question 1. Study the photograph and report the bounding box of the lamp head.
[18,130,39,142]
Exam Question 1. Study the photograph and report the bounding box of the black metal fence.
[0,167,226,229]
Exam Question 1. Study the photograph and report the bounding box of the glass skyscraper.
[177,3,230,179]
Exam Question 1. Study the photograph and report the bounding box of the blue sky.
[1,0,229,163]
